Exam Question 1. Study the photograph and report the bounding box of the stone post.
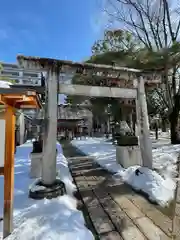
[129,110,133,131]
[136,76,152,169]
[19,112,25,145]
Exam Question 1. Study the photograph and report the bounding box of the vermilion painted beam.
[0,167,4,175]
[3,106,15,238]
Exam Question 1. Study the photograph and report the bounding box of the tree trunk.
[161,118,167,132]
[155,123,158,140]
[169,95,180,144]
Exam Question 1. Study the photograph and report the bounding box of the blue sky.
[0,0,107,63]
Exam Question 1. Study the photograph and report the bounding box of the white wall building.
[0,62,42,85]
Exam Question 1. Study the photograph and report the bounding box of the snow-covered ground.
[0,141,94,240]
[151,130,171,148]
[72,136,179,207]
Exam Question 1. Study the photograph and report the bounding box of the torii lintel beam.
[59,84,137,98]
[17,55,141,73]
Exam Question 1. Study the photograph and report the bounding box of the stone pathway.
[62,142,180,240]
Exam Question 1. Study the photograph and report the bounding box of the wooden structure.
[57,105,83,138]
[57,104,92,138]
[16,55,161,186]
[33,104,92,139]
[0,87,41,238]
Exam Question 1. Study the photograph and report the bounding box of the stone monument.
[115,121,142,168]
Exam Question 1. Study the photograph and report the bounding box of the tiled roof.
[57,105,92,120]
[34,105,92,120]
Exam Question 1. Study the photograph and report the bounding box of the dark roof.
[57,105,92,120]
[34,105,92,121]
[57,121,82,128]
[0,87,36,95]
[11,84,45,94]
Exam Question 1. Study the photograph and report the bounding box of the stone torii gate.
[17,55,161,196]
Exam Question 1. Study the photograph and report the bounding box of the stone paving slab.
[135,217,170,240]
[98,195,146,240]
[70,155,170,240]
[63,143,175,240]
[100,231,123,240]
[126,195,173,237]
[112,195,145,220]
[80,188,115,235]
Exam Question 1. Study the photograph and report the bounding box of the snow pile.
[116,166,175,206]
[72,137,177,207]
[0,141,93,240]
[153,144,180,178]
[29,180,46,192]
[0,80,12,88]
[6,195,92,240]
[56,143,76,195]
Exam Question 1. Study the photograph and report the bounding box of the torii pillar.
[136,76,152,169]
[41,69,58,185]
[29,66,66,199]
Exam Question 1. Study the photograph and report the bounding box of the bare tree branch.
[155,88,169,109]
[163,0,175,41]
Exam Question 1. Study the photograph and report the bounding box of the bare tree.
[103,0,180,143]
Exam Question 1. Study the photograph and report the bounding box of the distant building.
[15,112,32,145]
[31,104,93,140]
[57,104,93,138]
[0,62,42,85]
[0,107,32,147]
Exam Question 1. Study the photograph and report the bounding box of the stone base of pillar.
[116,145,142,168]
[29,179,66,200]
[30,153,42,178]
